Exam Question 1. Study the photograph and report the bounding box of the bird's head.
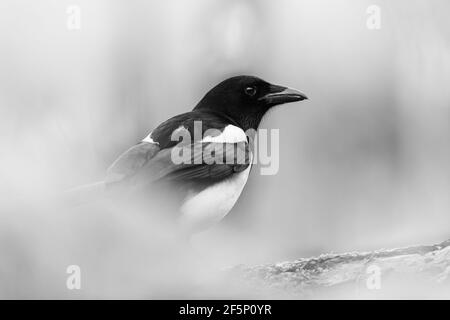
[194,75,308,130]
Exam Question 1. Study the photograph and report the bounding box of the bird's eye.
[244,86,257,97]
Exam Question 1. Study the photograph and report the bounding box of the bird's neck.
[194,108,264,132]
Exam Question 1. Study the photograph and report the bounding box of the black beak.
[259,85,308,105]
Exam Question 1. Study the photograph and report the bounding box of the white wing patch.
[142,132,158,144]
[143,125,246,145]
[202,125,247,143]
[173,125,189,135]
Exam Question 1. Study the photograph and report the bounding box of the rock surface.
[228,239,450,299]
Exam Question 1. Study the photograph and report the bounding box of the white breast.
[178,161,252,234]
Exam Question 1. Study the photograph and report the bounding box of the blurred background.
[0,0,449,298]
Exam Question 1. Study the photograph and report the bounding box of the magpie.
[69,76,307,234]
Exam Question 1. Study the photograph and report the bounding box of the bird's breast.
[178,160,252,234]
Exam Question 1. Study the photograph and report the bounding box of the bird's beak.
[259,85,308,105]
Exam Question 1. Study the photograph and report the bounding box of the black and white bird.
[69,76,307,234]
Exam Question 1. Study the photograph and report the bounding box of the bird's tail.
[62,181,107,206]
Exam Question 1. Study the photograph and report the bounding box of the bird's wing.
[161,141,250,182]
[105,140,250,190]
[105,141,160,184]
[106,109,251,189]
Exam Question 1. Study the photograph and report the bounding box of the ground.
[227,239,450,299]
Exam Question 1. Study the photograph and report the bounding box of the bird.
[67,75,308,235]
